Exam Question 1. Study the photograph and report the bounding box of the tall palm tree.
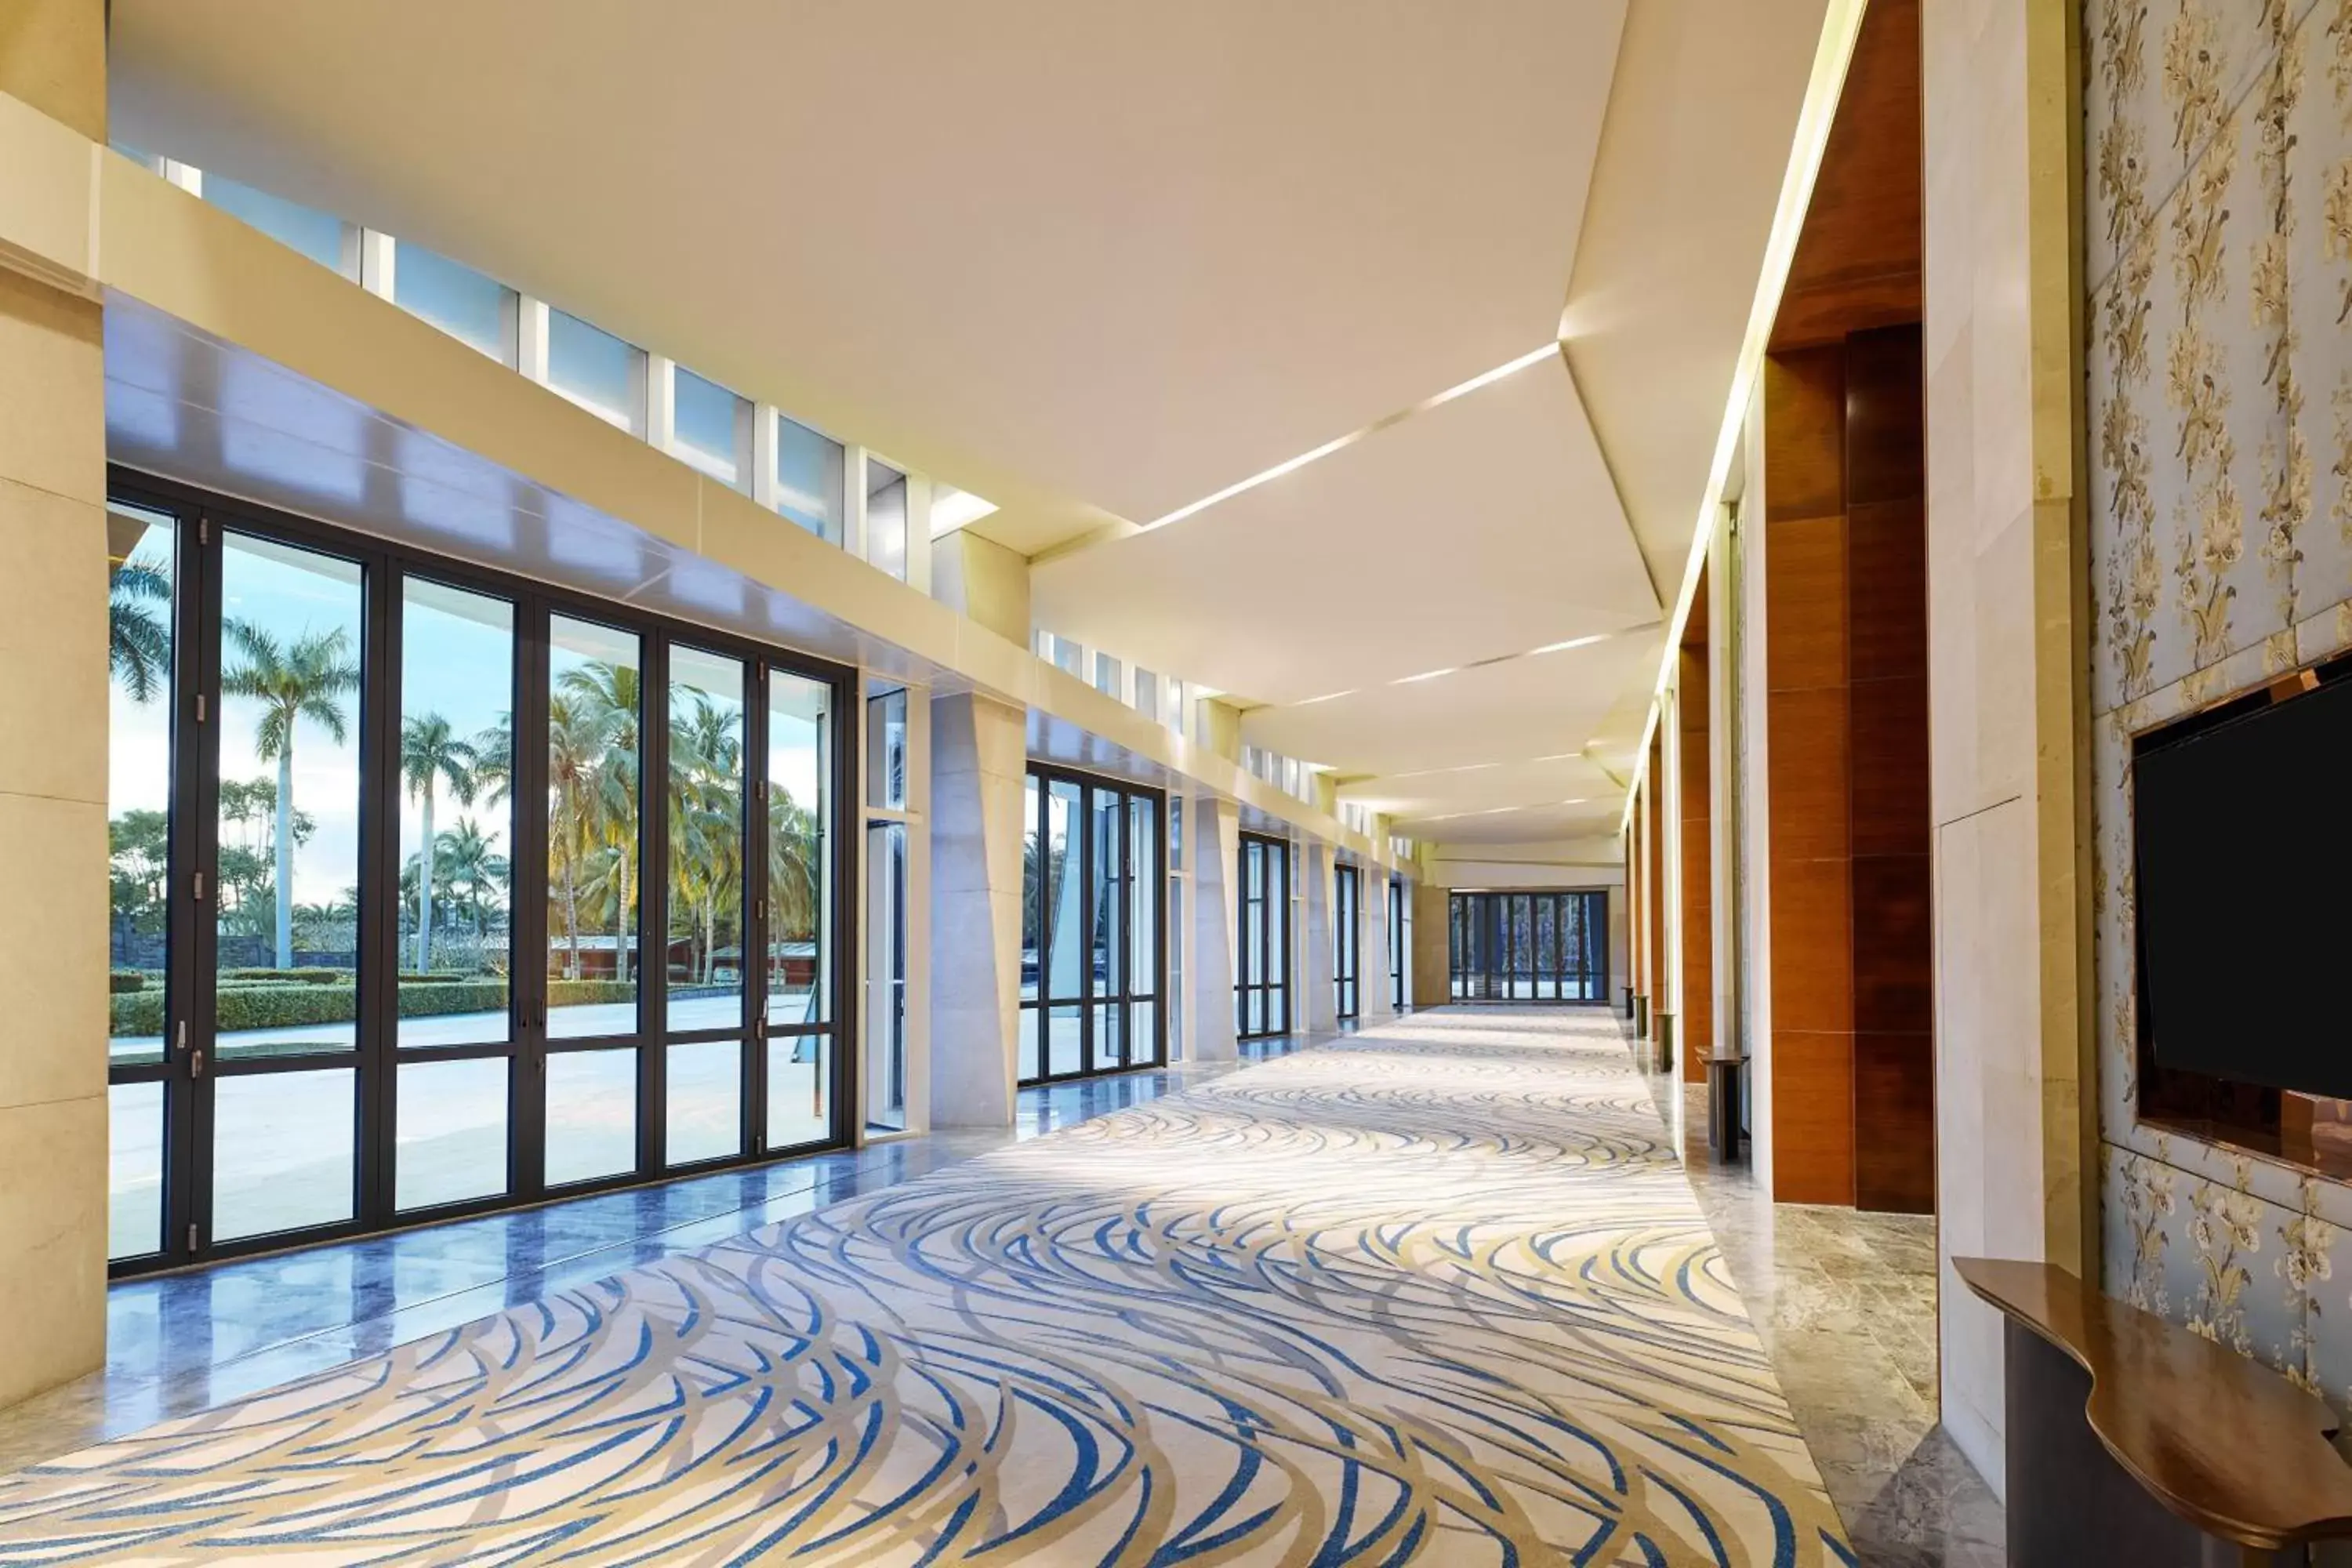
[670,695,743,983]
[546,695,597,981]
[471,713,512,809]
[401,713,480,971]
[110,557,172,705]
[438,816,508,939]
[559,661,641,982]
[221,621,358,968]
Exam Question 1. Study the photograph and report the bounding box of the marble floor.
[1652,1065,2008,1567]
[0,1011,1849,1564]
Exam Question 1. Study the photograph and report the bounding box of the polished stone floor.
[0,1038,1312,1479]
[1650,1063,2009,1567]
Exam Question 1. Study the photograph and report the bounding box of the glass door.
[103,478,854,1276]
[1018,764,1165,1083]
[1388,876,1406,1011]
[1444,890,1610,1004]
[1236,833,1291,1039]
[1334,864,1359,1021]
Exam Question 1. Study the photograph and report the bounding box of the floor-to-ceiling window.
[1236,832,1292,1039]
[103,477,853,1274]
[1334,863,1360,1022]
[1017,764,1164,1083]
[1447,890,1606,1003]
[1387,876,1408,1011]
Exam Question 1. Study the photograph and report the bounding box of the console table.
[1954,1258,2352,1566]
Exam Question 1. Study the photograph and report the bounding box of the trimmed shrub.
[222,967,354,985]
[107,976,643,1039]
[110,991,165,1036]
[110,971,147,995]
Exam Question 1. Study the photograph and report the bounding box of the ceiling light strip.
[1138,343,1561,534]
[1621,0,1867,835]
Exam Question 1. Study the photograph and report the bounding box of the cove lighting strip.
[1619,0,1867,834]
[1138,343,1562,534]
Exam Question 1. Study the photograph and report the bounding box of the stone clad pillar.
[1191,798,1240,1062]
[0,0,109,1412]
[1361,866,1395,1023]
[927,692,1025,1127]
[1301,843,1337,1034]
[1920,0,2094,1491]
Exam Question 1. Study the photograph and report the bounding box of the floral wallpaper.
[2088,0,2352,1468]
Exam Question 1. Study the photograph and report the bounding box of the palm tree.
[438,816,507,939]
[401,713,480,971]
[109,557,172,704]
[545,694,608,982]
[670,695,743,983]
[559,661,641,982]
[221,621,358,968]
[471,714,512,809]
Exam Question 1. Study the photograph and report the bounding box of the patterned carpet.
[0,1009,1849,1565]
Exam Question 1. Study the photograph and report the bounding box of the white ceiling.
[107,0,1832,851]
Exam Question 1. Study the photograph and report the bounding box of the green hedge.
[110,971,147,995]
[110,977,641,1037]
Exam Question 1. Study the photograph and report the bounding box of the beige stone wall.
[1920,0,2096,1490]
[0,0,109,1412]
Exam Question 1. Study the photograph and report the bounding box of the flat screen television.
[2134,670,2352,1100]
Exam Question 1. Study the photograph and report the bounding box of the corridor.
[0,1013,1848,1564]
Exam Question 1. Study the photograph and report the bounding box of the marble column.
[1361,866,1396,1023]
[0,0,108,1413]
[1920,0,2094,1493]
[1300,844,1337,1035]
[1410,881,1448,1010]
[1191,798,1240,1063]
[927,692,1025,1127]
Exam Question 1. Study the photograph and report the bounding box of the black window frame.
[1236,831,1293,1040]
[1446,888,1608,1004]
[1017,761,1167,1085]
[101,468,859,1277]
[1334,862,1360,1022]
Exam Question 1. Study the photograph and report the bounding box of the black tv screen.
[2135,673,2352,1099]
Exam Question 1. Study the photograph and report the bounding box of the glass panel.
[1129,797,1157,995]
[546,617,641,1040]
[767,671,829,1028]
[107,505,175,1069]
[107,1082,163,1259]
[1091,1002,1121,1072]
[547,310,645,434]
[867,687,908,809]
[767,1033,831,1149]
[216,535,365,1060]
[673,368,748,489]
[1048,1004,1082,1077]
[1089,789,1121,1001]
[1018,1006,1042,1083]
[213,1069,354,1240]
[1131,1000,1157,1069]
[203,172,349,274]
[398,579,513,1047]
[394,241,516,364]
[1021,776,1041,1003]
[396,1056,507,1210]
[865,821,908,1133]
[545,1049,637,1185]
[666,647,746,1034]
[1092,652,1121,698]
[1246,989,1264,1037]
[775,415,845,543]
[1168,791,1183,870]
[1536,897,1558,1001]
[1044,781,1082,997]
[867,461,909,581]
[667,1040,742,1165]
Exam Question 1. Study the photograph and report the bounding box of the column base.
[1653,1011,1675,1077]
[1707,1057,1747,1163]
[1635,995,1649,1037]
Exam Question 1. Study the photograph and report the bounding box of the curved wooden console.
[1955,1257,2352,1563]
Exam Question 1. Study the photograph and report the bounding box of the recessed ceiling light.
[1292,688,1357,706]
[1392,666,1459,685]
[1387,761,1499,780]
[928,486,1000,538]
[1531,751,1582,762]
[1138,343,1560,533]
[1476,806,1519,815]
[1560,797,1592,805]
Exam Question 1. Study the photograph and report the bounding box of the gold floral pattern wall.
[2089,0,2352,1421]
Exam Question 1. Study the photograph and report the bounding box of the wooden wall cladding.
[1647,731,1665,1035]
[1760,323,1933,1214]
[1679,632,1711,1082]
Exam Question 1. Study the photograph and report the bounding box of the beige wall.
[0,0,108,1413]
[929,529,1031,649]
[1920,0,2094,1490]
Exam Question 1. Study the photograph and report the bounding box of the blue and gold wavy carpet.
[0,1009,1849,1565]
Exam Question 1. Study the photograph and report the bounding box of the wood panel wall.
[1763,345,1857,1205]
[1761,326,1933,1212]
[1646,732,1666,1048]
[1679,601,1711,1081]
